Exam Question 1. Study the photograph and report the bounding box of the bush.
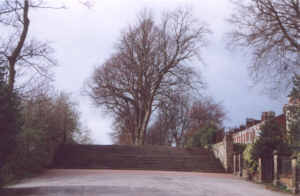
[251,120,290,160]
[0,67,22,186]
[189,124,219,148]
[243,144,257,175]
[239,120,291,177]
[0,89,92,186]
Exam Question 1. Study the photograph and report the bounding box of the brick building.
[232,111,286,145]
[232,98,300,145]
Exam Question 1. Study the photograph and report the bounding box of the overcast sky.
[26,0,287,144]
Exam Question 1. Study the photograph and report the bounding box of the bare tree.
[146,102,178,146]
[87,9,208,145]
[152,93,191,147]
[0,0,63,93]
[146,121,170,146]
[187,98,225,139]
[110,104,138,145]
[147,95,225,147]
[228,0,300,93]
[170,95,191,147]
[22,87,91,147]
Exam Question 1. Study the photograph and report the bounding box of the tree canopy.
[87,9,209,145]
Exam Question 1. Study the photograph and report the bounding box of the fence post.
[273,150,279,186]
[258,157,263,183]
[233,153,237,175]
[291,154,298,194]
[239,153,243,177]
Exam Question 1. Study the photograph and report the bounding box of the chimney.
[261,111,275,121]
[246,118,256,127]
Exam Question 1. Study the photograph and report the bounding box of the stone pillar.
[258,157,263,183]
[224,134,233,172]
[239,153,243,177]
[273,150,279,186]
[233,153,237,175]
[291,154,298,194]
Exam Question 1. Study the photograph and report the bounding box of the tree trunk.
[134,106,152,146]
[141,107,152,145]
[131,129,136,145]
[8,0,30,93]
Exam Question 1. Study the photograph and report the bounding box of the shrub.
[189,124,220,148]
[0,67,22,186]
[251,120,290,161]
[0,88,92,186]
[243,144,257,175]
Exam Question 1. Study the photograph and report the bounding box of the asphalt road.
[1,169,289,196]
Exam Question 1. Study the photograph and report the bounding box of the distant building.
[232,111,286,145]
[223,97,300,145]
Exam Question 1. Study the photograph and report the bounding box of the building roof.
[232,114,286,135]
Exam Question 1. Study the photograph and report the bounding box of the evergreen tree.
[251,120,289,160]
[189,123,219,148]
[0,66,21,170]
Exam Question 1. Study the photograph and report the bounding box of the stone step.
[62,145,211,154]
[53,145,225,173]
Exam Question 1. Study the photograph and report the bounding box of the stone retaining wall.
[212,134,233,172]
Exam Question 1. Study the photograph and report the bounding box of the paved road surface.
[1,169,289,196]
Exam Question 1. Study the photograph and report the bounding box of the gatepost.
[239,153,243,177]
[291,153,298,194]
[233,153,237,175]
[273,150,279,186]
[258,158,262,183]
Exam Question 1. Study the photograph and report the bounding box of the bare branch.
[0,0,61,92]
[228,0,300,95]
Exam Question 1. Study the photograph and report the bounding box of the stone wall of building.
[212,134,233,172]
[284,98,300,144]
[212,142,225,168]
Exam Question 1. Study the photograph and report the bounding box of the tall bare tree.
[87,9,208,145]
[189,98,225,130]
[229,0,300,93]
[0,0,62,93]
[146,120,171,146]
